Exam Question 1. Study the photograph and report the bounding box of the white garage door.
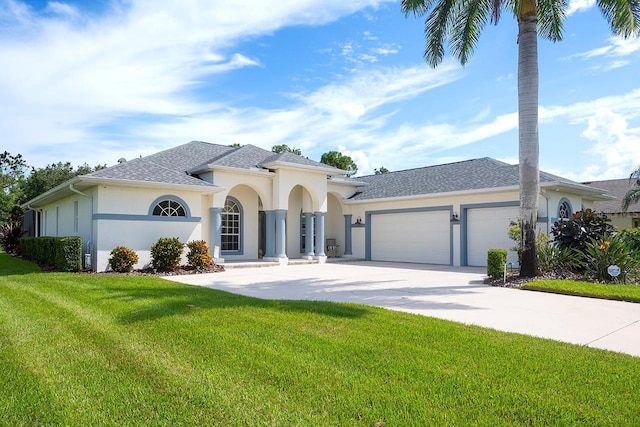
[371,210,450,264]
[466,206,519,267]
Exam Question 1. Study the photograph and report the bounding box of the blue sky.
[1,0,639,181]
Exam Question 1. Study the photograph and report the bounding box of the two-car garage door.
[370,210,450,264]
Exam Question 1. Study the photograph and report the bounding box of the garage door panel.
[371,211,450,264]
[466,206,519,267]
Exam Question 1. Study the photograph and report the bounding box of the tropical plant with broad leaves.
[401,0,640,276]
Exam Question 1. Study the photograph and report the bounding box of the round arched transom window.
[152,199,187,217]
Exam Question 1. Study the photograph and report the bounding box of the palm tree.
[622,166,640,211]
[402,0,640,277]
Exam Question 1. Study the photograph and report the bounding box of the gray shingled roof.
[349,157,580,200]
[88,141,339,186]
[582,178,639,213]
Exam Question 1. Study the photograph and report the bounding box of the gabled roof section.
[87,141,231,187]
[582,178,639,214]
[348,157,585,201]
[189,144,345,174]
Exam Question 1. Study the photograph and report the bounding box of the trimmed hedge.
[487,248,507,279]
[20,236,83,272]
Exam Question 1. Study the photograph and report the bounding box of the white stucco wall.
[93,186,205,271]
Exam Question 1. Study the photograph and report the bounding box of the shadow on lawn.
[102,282,372,324]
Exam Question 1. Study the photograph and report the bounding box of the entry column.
[209,207,223,261]
[314,211,326,260]
[275,209,287,260]
[264,210,276,258]
[304,212,315,258]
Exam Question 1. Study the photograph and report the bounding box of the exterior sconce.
[355,216,362,224]
[451,212,459,222]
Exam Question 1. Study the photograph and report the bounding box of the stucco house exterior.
[22,141,612,271]
[582,178,640,230]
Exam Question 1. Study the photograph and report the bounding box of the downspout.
[539,190,549,235]
[69,184,94,270]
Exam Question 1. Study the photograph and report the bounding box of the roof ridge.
[358,157,508,178]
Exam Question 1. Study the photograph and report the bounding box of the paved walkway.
[164,261,640,357]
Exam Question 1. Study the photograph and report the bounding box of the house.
[581,178,640,229]
[21,141,613,271]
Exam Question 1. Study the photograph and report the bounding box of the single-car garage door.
[371,210,450,264]
[466,206,519,267]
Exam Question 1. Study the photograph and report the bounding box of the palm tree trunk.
[518,11,540,277]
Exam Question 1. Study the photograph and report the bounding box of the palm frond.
[596,0,640,38]
[622,166,640,211]
[425,0,461,67]
[451,0,493,65]
[402,0,439,17]
[537,0,567,41]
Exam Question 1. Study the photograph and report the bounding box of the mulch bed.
[81,263,225,276]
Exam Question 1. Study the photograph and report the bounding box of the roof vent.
[117,158,127,164]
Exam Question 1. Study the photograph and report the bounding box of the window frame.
[557,198,572,221]
[221,196,243,255]
[148,195,191,218]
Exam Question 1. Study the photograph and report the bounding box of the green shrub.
[550,209,614,253]
[583,234,639,283]
[186,240,212,269]
[487,248,507,279]
[620,228,640,254]
[150,237,184,272]
[55,237,82,272]
[20,236,82,271]
[109,246,139,273]
[0,221,24,254]
[507,220,522,265]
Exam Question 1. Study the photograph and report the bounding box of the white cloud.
[565,36,640,70]
[566,0,595,16]
[0,0,396,166]
[338,144,370,175]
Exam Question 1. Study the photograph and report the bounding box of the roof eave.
[344,185,520,204]
[541,181,615,201]
[260,160,345,176]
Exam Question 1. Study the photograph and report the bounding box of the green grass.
[1,253,639,425]
[523,279,640,303]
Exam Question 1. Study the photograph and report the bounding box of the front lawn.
[523,279,640,303]
[1,253,639,425]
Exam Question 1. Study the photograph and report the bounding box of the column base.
[213,257,225,264]
[302,255,315,260]
[314,255,327,264]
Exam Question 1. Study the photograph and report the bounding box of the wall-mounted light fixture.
[451,212,459,222]
[355,216,362,224]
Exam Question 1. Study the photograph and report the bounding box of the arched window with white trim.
[222,197,242,253]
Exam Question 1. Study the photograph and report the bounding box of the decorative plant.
[507,220,522,265]
[537,234,583,276]
[583,234,639,283]
[150,237,184,272]
[108,246,139,273]
[186,240,213,269]
[550,209,615,257]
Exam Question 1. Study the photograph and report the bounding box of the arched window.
[558,199,572,220]
[222,198,241,252]
[152,199,187,217]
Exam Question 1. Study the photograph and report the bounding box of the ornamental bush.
[584,234,639,283]
[150,237,184,272]
[186,240,213,269]
[487,248,507,279]
[550,209,614,253]
[620,228,640,254]
[109,246,139,273]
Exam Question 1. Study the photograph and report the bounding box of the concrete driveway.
[164,261,640,357]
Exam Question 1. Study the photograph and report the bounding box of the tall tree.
[402,0,640,277]
[622,166,640,212]
[320,151,358,177]
[0,152,28,225]
[18,162,106,205]
[375,166,390,175]
[272,144,303,156]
